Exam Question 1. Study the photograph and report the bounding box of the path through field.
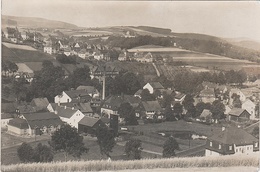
[152,63,160,77]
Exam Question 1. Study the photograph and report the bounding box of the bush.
[17,143,34,163]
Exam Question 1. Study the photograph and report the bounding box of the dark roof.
[209,127,258,145]
[78,116,100,127]
[22,112,63,128]
[103,95,141,110]
[65,90,92,99]
[31,97,49,109]
[76,86,98,94]
[8,118,29,129]
[141,101,162,111]
[17,105,37,114]
[229,108,247,117]
[60,102,93,113]
[148,82,164,89]
[56,106,78,118]
[101,117,110,123]
[1,113,14,119]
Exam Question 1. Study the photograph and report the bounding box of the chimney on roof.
[72,107,74,110]
[222,126,225,131]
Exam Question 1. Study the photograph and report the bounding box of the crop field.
[128,46,189,53]
[156,64,189,80]
[2,44,55,62]
[2,154,258,172]
[2,42,37,51]
[107,61,157,76]
[63,29,113,37]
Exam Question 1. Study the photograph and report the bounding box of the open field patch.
[2,44,55,62]
[128,47,189,53]
[2,42,37,51]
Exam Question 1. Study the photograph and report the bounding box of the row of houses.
[195,81,259,121]
[2,27,43,43]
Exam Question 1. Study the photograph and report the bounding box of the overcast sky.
[2,0,260,41]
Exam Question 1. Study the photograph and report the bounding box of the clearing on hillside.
[2,42,37,51]
[2,44,55,62]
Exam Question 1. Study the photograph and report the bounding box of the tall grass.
[2,154,259,172]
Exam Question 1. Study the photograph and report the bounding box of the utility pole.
[102,65,106,100]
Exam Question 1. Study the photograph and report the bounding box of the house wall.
[69,111,85,129]
[1,118,12,128]
[242,101,256,120]
[78,53,86,59]
[205,149,221,156]
[143,83,154,94]
[234,145,254,155]
[64,52,71,56]
[54,92,72,103]
[44,47,52,55]
[7,125,27,135]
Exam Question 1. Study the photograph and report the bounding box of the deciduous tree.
[49,124,89,161]
[17,142,34,163]
[96,126,116,158]
[125,139,142,160]
[162,137,179,158]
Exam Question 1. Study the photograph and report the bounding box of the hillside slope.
[2,15,78,29]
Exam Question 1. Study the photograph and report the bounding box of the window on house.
[219,144,221,149]
[247,147,249,150]
[236,149,238,152]
[67,99,69,102]
[210,142,212,147]
[229,146,232,150]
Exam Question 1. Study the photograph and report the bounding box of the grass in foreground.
[2,154,259,172]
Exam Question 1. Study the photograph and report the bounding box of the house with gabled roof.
[228,108,251,122]
[101,95,141,120]
[138,100,162,119]
[198,87,216,104]
[59,102,93,116]
[78,116,106,134]
[136,52,153,63]
[55,106,85,129]
[229,88,246,102]
[205,127,259,156]
[242,99,256,120]
[76,85,100,98]
[8,112,63,136]
[143,82,164,94]
[54,89,94,104]
[78,49,87,59]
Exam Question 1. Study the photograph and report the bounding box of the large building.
[205,127,259,156]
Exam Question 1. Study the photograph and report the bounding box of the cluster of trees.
[17,142,53,163]
[18,124,181,162]
[107,35,172,49]
[106,71,142,96]
[8,60,101,102]
[56,54,77,64]
[2,60,18,76]
[118,103,138,125]
[174,70,247,94]
[165,95,226,122]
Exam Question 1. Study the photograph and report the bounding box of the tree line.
[173,70,247,94]
[17,124,180,163]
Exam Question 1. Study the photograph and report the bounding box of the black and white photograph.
[1,1,260,171]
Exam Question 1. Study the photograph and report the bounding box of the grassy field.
[2,44,55,62]
[2,42,37,51]
[2,154,258,172]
